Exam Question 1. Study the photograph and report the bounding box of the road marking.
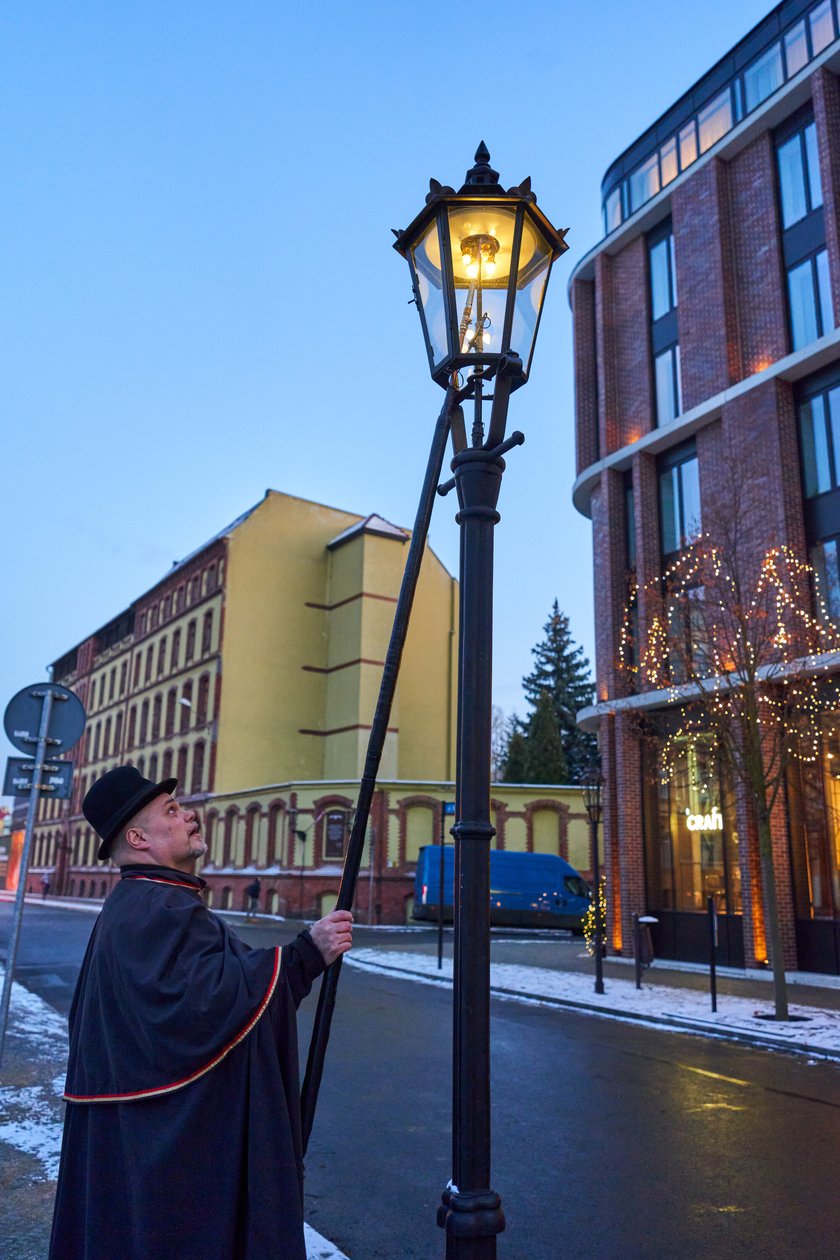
[304,1223,350,1259]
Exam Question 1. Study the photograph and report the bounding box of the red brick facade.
[572,51,840,972]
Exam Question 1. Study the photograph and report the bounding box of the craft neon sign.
[684,806,723,832]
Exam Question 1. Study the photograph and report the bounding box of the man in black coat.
[49,766,353,1260]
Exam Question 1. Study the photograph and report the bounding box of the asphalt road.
[4,903,840,1259]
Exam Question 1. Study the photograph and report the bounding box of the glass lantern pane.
[411,217,449,367]
[447,204,520,362]
[511,217,552,374]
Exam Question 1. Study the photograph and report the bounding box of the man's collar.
[119,864,207,891]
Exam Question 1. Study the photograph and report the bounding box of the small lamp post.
[582,770,605,996]
[394,144,567,1259]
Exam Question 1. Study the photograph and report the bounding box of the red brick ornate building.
[572,0,840,972]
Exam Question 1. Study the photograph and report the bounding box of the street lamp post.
[394,144,567,1259]
[582,770,605,996]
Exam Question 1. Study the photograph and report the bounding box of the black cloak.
[49,865,325,1260]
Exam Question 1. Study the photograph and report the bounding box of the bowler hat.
[83,766,178,861]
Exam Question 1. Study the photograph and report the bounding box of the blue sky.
[0,0,771,789]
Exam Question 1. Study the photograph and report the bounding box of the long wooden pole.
[300,386,461,1152]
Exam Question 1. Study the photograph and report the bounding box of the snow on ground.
[345,949,840,1057]
[0,965,68,1181]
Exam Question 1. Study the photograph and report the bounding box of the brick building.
[26,490,589,920]
[572,0,840,972]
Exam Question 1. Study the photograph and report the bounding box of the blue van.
[413,845,591,932]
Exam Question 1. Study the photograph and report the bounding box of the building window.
[171,629,181,670]
[788,250,832,349]
[139,699,149,745]
[202,611,213,656]
[658,442,701,557]
[93,723,101,761]
[323,811,348,859]
[645,734,741,915]
[151,694,162,741]
[180,680,193,732]
[648,220,681,426]
[624,472,636,570]
[108,668,116,701]
[120,661,127,695]
[629,152,659,214]
[162,748,173,779]
[133,655,141,688]
[186,620,196,662]
[799,382,840,498]
[103,717,112,758]
[197,673,210,725]
[744,42,784,112]
[777,118,822,229]
[777,109,833,352]
[191,741,205,795]
[810,537,840,620]
[157,636,167,678]
[149,752,158,782]
[163,594,171,620]
[177,744,188,787]
[165,688,176,737]
[811,0,835,55]
[697,89,733,155]
[127,706,137,748]
[114,711,123,755]
[145,646,153,683]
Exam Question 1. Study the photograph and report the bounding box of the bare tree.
[622,487,840,1019]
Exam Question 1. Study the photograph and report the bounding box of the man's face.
[128,793,206,872]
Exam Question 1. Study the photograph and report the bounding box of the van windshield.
[564,876,589,899]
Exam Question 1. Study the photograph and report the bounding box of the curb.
[344,956,840,1062]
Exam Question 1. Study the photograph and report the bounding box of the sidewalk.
[0,963,350,1260]
[345,945,840,1060]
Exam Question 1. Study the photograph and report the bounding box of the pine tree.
[524,690,568,783]
[501,729,529,782]
[522,600,596,782]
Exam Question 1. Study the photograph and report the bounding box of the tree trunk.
[756,812,790,1020]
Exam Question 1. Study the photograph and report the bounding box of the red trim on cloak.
[63,946,282,1104]
[121,875,202,892]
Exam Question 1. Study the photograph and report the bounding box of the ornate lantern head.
[394,143,568,389]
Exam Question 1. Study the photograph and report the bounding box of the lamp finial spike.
[461,143,501,192]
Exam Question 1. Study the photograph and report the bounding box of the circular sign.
[4,682,86,756]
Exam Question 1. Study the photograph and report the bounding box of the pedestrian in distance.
[245,874,262,919]
[40,870,51,899]
[49,765,353,1260]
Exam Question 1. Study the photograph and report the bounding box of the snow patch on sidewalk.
[345,948,840,1056]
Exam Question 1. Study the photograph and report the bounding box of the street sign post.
[0,682,86,1066]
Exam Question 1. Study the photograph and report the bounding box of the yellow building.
[28,490,587,920]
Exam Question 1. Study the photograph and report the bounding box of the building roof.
[326,513,409,551]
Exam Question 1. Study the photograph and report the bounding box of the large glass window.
[744,43,784,112]
[811,0,835,55]
[649,221,680,427]
[698,90,733,154]
[785,20,809,76]
[777,120,822,228]
[788,249,832,349]
[647,735,741,915]
[629,153,660,214]
[800,383,840,499]
[658,443,701,556]
[654,346,682,424]
[810,538,840,619]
